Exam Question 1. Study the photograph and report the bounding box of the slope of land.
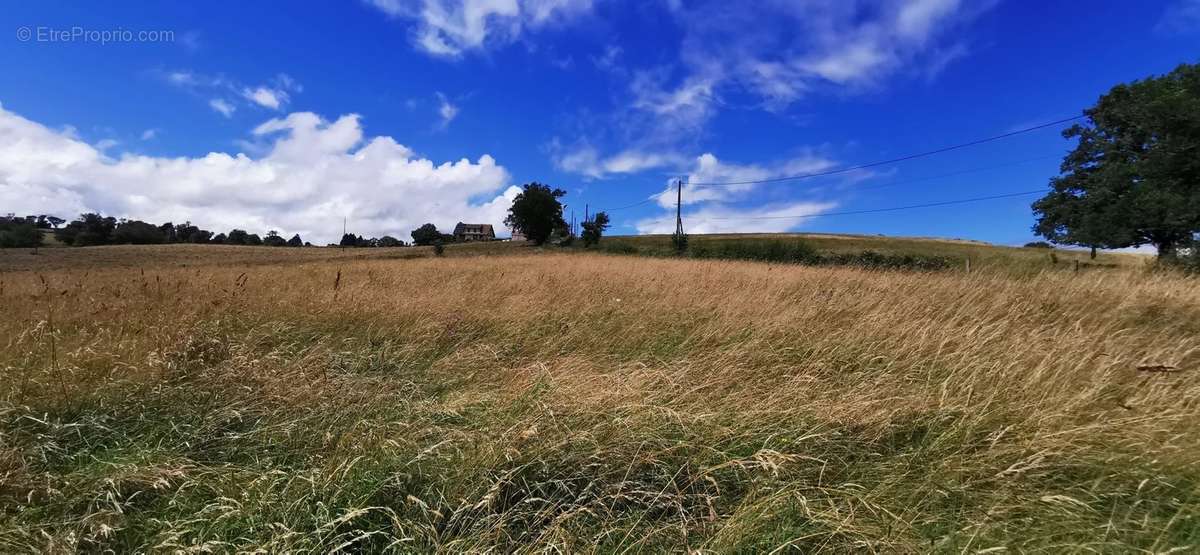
[604,232,1150,274]
[0,241,1195,552]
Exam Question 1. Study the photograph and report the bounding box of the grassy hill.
[0,237,1193,552]
[600,232,1150,274]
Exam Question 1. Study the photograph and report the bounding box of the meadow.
[1,237,1196,552]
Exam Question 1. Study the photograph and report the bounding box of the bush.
[823,251,952,271]
[1024,241,1053,249]
[690,240,819,264]
[599,242,638,255]
[0,220,44,248]
[671,231,688,254]
[433,240,445,256]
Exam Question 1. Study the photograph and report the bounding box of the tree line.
[0,213,312,249]
[1,198,614,252]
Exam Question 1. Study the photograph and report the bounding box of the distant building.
[510,226,527,242]
[453,222,495,242]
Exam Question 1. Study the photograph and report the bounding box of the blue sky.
[1,1,1197,244]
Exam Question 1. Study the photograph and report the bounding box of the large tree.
[505,182,567,246]
[58,213,117,246]
[112,219,166,244]
[410,223,441,246]
[1033,63,1200,257]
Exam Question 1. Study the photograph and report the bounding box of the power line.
[602,154,1056,214]
[641,189,1046,224]
[689,116,1082,187]
[847,154,1058,193]
[604,195,659,212]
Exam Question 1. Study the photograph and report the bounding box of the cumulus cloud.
[0,104,518,243]
[364,0,594,57]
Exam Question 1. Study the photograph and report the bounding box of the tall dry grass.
[1,247,1197,552]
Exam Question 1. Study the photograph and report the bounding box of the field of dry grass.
[1,242,1197,552]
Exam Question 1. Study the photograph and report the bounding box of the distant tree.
[377,235,403,247]
[245,233,263,246]
[226,229,250,245]
[1023,241,1053,249]
[45,215,65,229]
[581,212,611,247]
[158,222,178,243]
[0,219,43,248]
[410,223,441,246]
[1033,63,1200,258]
[171,222,211,243]
[112,219,166,244]
[189,229,213,243]
[340,233,359,247]
[211,233,228,244]
[59,213,117,246]
[287,233,303,247]
[263,230,287,247]
[504,182,567,246]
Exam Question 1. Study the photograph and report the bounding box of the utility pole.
[341,216,346,251]
[674,177,684,237]
[584,203,589,225]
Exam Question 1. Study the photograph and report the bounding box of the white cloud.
[652,152,839,208]
[553,1,990,181]
[0,104,518,243]
[623,150,854,235]
[365,0,594,57]
[629,71,719,137]
[668,0,990,108]
[140,128,159,141]
[164,70,300,116]
[242,75,301,110]
[209,98,236,117]
[552,142,683,179]
[243,87,287,110]
[634,200,838,234]
[435,92,459,128]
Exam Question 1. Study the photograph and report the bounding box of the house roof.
[453,222,495,235]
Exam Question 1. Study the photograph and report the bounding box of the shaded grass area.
[686,239,953,271]
[0,240,532,274]
[597,232,1149,275]
[1,251,1197,552]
